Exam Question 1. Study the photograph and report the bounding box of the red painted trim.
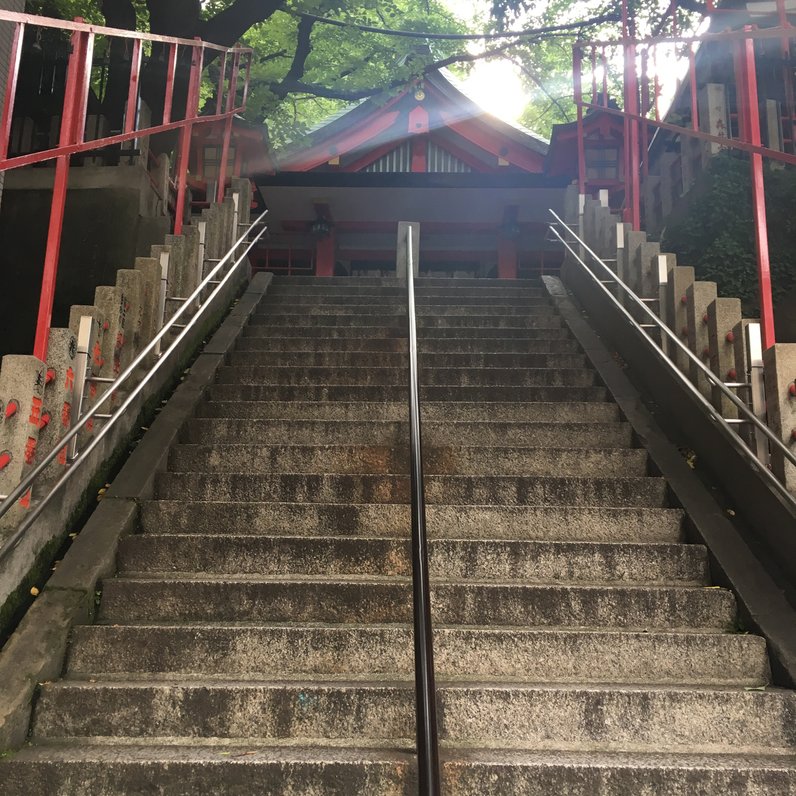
[0,21,23,160]
[739,34,776,347]
[124,38,142,134]
[408,105,430,135]
[497,236,518,279]
[284,111,402,172]
[315,230,336,276]
[427,131,491,173]
[345,139,407,172]
[411,135,426,172]
[163,43,178,124]
[438,110,545,173]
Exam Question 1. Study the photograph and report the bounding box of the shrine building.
[251,68,574,279]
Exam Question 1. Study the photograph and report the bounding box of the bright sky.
[440,0,529,123]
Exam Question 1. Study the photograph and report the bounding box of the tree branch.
[283,15,316,84]
[271,42,531,102]
[145,0,201,37]
[100,0,136,30]
[507,54,572,123]
[196,0,286,46]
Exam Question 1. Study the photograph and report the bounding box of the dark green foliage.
[661,151,796,312]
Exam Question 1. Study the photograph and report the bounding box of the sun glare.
[461,59,527,123]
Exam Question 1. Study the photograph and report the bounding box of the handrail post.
[403,223,441,794]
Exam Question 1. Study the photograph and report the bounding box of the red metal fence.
[0,10,252,360]
[573,0,796,348]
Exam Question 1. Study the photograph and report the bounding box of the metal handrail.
[0,209,269,563]
[405,226,441,794]
[548,209,796,509]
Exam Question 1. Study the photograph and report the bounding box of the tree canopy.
[25,0,705,145]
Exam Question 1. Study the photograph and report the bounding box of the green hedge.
[661,151,796,314]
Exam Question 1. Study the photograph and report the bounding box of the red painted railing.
[0,11,252,360]
[573,1,796,349]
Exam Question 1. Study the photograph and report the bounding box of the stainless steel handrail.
[0,209,269,562]
[548,209,796,509]
[405,226,441,794]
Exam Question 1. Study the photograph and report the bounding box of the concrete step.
[5,747,796,796]
[66,625,767,686]
[97,579,734,628]
[258,295,552,307]
[215,366,596,387]
[153,473,667,507]
[30,682,795,754]
[269,275,539,287]
[168,444,647,477]
[194,400,622,423]
[206,384,611,403]
[117,536,705,584]
[140,502,685,542]
[181,419,633,448]
[248,314,562,328]
[265,284,546,297]
[254,304,558,317]
[242,325,571,339]
[235,337,581,353]
[226,351,588,369]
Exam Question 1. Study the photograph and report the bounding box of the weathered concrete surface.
[3,274,795,793]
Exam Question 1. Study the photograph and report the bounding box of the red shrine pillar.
[315,229,336,277]
[497,234,518,280]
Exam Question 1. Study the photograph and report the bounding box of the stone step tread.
[30,681,796,754]
[139,502,686,543]
[167,444,648,477]
[66,625,768,685]
[235,340,582,352]
[226,353,588,367]
[206,385,611,403]
[117,536,707,584]
[153,473,668,507]
[214,368,597,388]
[6,743,796,769]
[253,304,558,315]
[262,288,548,297]
[194,400,622,420]
[248,318,564,328]
[6,746,796,796]
[97,579,736,629]
[241,325,575,340]
[242,327,573,339]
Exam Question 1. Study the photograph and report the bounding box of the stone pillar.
[620,231,646,300]
[68,307,105,445]
[636,240,661,299]
[763,343,796,491]
[666,265,695,373]
[686,281,718,399]
[396,222,420,278]
[116,269,144,358]
[134,257,161,347]
[706,297,742,418]
[38,328,77,476]
[698,83,729,164]
[0,355,46,531]
[94,286,127,381]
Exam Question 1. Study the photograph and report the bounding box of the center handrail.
[405,225,441,794]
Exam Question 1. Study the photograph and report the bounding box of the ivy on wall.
[661,151,796,314]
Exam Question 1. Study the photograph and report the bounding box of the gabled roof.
[275,68,549,175]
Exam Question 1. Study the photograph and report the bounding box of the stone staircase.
[4,276,796,794]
